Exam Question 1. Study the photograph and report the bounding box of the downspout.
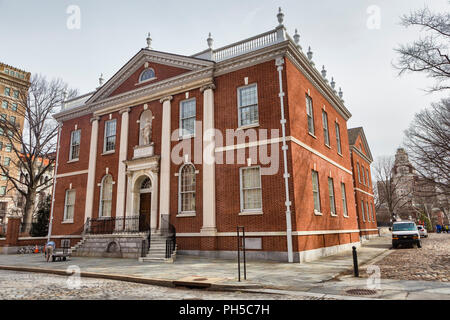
[276,56,294,263]
[47,123,62,243]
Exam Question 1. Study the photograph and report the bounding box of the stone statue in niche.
[140,118,152,146]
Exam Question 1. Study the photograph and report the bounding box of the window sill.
[314,210,323,216]
[343,215,349,219]
[331,213,338,217]
[308,132,317,139]
[102,150,115,156]
[62,220,74,224]
[135,77,157,86]
[325,144,331,149]
[177,212,196,218]
[337,152,343,158]
[177,134,195,141]
[237,123,260,131]
[67,159,79,164]
[239,211,263,216]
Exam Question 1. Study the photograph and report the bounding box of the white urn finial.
[331,77,336,90]
[277,7,284,26]
[99,73,104,87]
[146,32,152,49]
[321,65,327,80]
[339,87,344,101]
[207,32,213,49]
[293,29,302,50]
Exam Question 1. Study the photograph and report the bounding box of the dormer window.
[139,68,155,83]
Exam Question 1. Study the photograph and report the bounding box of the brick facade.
[49,27,376,262]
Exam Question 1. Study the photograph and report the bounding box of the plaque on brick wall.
[244,238,262,250]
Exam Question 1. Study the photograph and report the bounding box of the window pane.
[312,171,321,211]
[181,100,196,118]
[239,85,258,107]
[239,85,258,126]
[341,183,348,216]
[180,165,196,212]
[182,118,195,136]
[241,167,262,211]
[335,123,342,154]
[328,178,335,214]
[242,167,260,189]
[323,111,329,145]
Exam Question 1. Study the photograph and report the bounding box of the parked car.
[390,221,422,249]
[417,225,428,238]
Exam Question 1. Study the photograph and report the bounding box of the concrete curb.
[0,265,263,291]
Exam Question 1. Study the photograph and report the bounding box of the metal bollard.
[352,246,359,277]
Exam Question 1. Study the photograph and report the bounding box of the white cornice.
[351,146,373,164]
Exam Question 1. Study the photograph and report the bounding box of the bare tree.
[404,98,450,194]
[374,156,413,221]
[0,74,76,227]
[395,5,450,92]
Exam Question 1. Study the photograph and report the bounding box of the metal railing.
[84,216,149,235]
[160,215,176,259]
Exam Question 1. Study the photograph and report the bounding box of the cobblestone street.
[361,233,450,282]
[0,270,330,300]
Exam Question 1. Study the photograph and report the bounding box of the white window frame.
[341,183,348,217]
[139,68,156,83]
[63,189,76,222]
[99,175,113,218]
[322,110,330,147]
[361,165,366,185]
[328,177,336,216]
[237,84,259,128]
[312,170,321,214]
[335,122,342,154]
[69,130,81,161]
[239,166,263,213]
[365,202,370,222]
[306,94,315,135]
[178,163,196,215]
[0,186,6,196]
[357,163,361,183]
[179,98,196,139]
[103,119,117,153]
[361,200,365,222]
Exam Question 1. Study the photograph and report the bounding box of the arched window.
[140,177,152,193]
[100,175,113,217]
[179,164,196,213]
[139,68,155,83]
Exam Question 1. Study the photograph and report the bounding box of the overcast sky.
[0,0,448,160]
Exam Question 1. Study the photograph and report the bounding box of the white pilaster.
[200,84,217,236]
[115,108,130,221]
[159,96,173,230]
[84,116,99,221]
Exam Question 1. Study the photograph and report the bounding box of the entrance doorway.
[139,177,152,232]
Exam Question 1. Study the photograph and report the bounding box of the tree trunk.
[23,190,37,231]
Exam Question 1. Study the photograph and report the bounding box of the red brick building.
[49,10,374,262]
[348,127,378,238]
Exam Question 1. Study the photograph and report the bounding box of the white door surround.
[124,155,160,231]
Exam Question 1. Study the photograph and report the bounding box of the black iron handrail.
[161,215,176,259]
[85,216,149,235]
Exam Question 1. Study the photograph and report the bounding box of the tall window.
[365,202,370,222]
[1,101,7,109]
[341,183,348,217]
[13,90,19,99]
[0,186,6,196]
[240,166,262,212]
[11,103,17,111]
[312,170,321,212]
[335,122,342,154]
[322,111,330,146]
[361,165,366,185]
[9,116,15,125]
[4,157,10,166]
[306,95,315,135]
[64,190,76,221]
[99,175,113,217]
[69,130,81,160]
[4,88,10,96]
[139,68,155,82]
[361,200,365,222]
[180,99,196,138]
[179,164,196,213]
[357,163,361,183]
[328,177,336,215]
[238,84,259,127]
[366,169,370,187]
[104,120,116,152]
